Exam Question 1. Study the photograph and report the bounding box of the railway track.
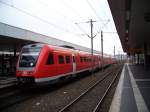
[0,64,123,112]
[58,66,122,112]
[0,84,37,109]
[93,67,122,112]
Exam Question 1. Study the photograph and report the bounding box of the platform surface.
[109,63,150,112]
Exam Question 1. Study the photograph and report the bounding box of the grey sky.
[0,0,123,55]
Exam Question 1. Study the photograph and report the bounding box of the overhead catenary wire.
[60,0,106,45]
[34,0,92,43]
[59,0,94,40]
[58,0,120,54]
[38,0,116,46]
[86,0,103,21]
[85,0,117,47]
[75,22,90,38]
[59,0,85,21]
[95,0,119,48]
[36,0,89,40]
[37,0,77,22]
[93,19,110,38]
[1,0,92,45]
[87,0,117,40]
[1,0,120,54]
[0,1,77,34]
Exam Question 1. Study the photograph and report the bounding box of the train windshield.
[19,47,41,67]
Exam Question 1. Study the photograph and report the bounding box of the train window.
[82,57,84,62]
[66,56,70,64]
[46,53,54,65]
[86,57,87,62]
[80,57,83,62]
[84,57,86,62]
[86,58,89,62]
[19,47,41,67]
[59,55,64,64]
[86,57,88,62]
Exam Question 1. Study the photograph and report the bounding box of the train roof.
[22,43,76,52]
[22,43,113,58]
[22,43,45,48]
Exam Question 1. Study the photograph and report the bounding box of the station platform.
[109,63,150,112]
[0,76,17,89]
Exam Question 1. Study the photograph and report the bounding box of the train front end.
[16,44,43,84]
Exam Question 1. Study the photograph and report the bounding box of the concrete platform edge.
[109,64,125,112]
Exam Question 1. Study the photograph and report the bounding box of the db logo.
[23,71,27,75]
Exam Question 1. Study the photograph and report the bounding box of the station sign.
[128,48,143,53]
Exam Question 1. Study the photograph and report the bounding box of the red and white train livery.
[16,43,113,84]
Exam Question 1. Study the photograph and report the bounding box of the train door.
[72,54,76,74]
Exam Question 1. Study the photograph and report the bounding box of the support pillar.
[137,53,140,64]
[13,46,17,75]
[144,43,150,67]
[1,53,4,74]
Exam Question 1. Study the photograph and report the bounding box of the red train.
[16,43,114,84]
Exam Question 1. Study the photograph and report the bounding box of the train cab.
[16,44,44,83]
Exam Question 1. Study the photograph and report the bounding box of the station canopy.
[108,0,150,54]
